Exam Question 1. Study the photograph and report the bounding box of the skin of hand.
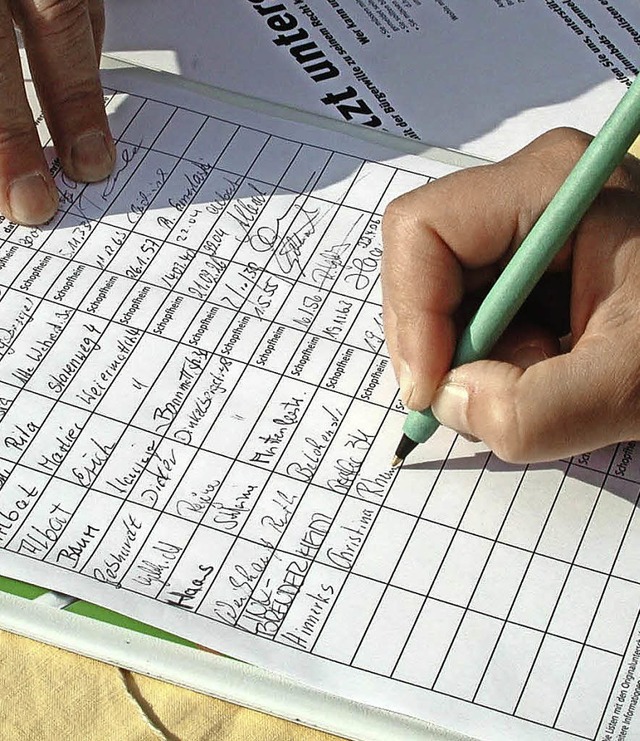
[381,127,640,464]
[0,0,113,226]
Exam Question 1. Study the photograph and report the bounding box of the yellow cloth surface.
[0,630,345,740]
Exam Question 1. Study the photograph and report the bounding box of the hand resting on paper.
[381,127,640,463]
[0,0,113,225]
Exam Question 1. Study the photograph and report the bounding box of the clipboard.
[1,55,637,741]
[0,574,473,741]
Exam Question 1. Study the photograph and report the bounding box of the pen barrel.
[403,406,440,444]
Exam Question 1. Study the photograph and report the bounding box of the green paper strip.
[0,575,48,599]
[65,601,197,648]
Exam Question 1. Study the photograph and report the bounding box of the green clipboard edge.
[64,601,197,648]
[0,575,48,600]
[0,574,196,648]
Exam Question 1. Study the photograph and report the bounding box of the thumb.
[430,348,636,463]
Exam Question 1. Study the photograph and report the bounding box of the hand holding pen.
[382,125,640,465]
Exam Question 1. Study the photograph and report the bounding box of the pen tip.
[393,434,418,466]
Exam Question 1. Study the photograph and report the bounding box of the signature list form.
[0,69,639,741]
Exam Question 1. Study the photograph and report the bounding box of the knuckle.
[381,196,413,276]
[522,127,593,185]
[0,123,36,155]
[382,194,411,237]
[51,78,101,109]
[26,0,87,36]
[537,127,592,159]
[381,192,425,259]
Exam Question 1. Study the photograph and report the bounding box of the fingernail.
[70,131,114,182]
[513,345,549,369]
[7,172,58,225]
[431,382,471,435]
[399,360,415,408]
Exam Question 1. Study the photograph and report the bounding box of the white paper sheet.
[105,0,640,160]
[1,66,640,741]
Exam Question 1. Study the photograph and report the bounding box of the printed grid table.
[0,81,639,740]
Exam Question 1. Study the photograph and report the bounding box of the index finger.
[0,1,58,224]
[16,0,114,183]
[381,128,589,411]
